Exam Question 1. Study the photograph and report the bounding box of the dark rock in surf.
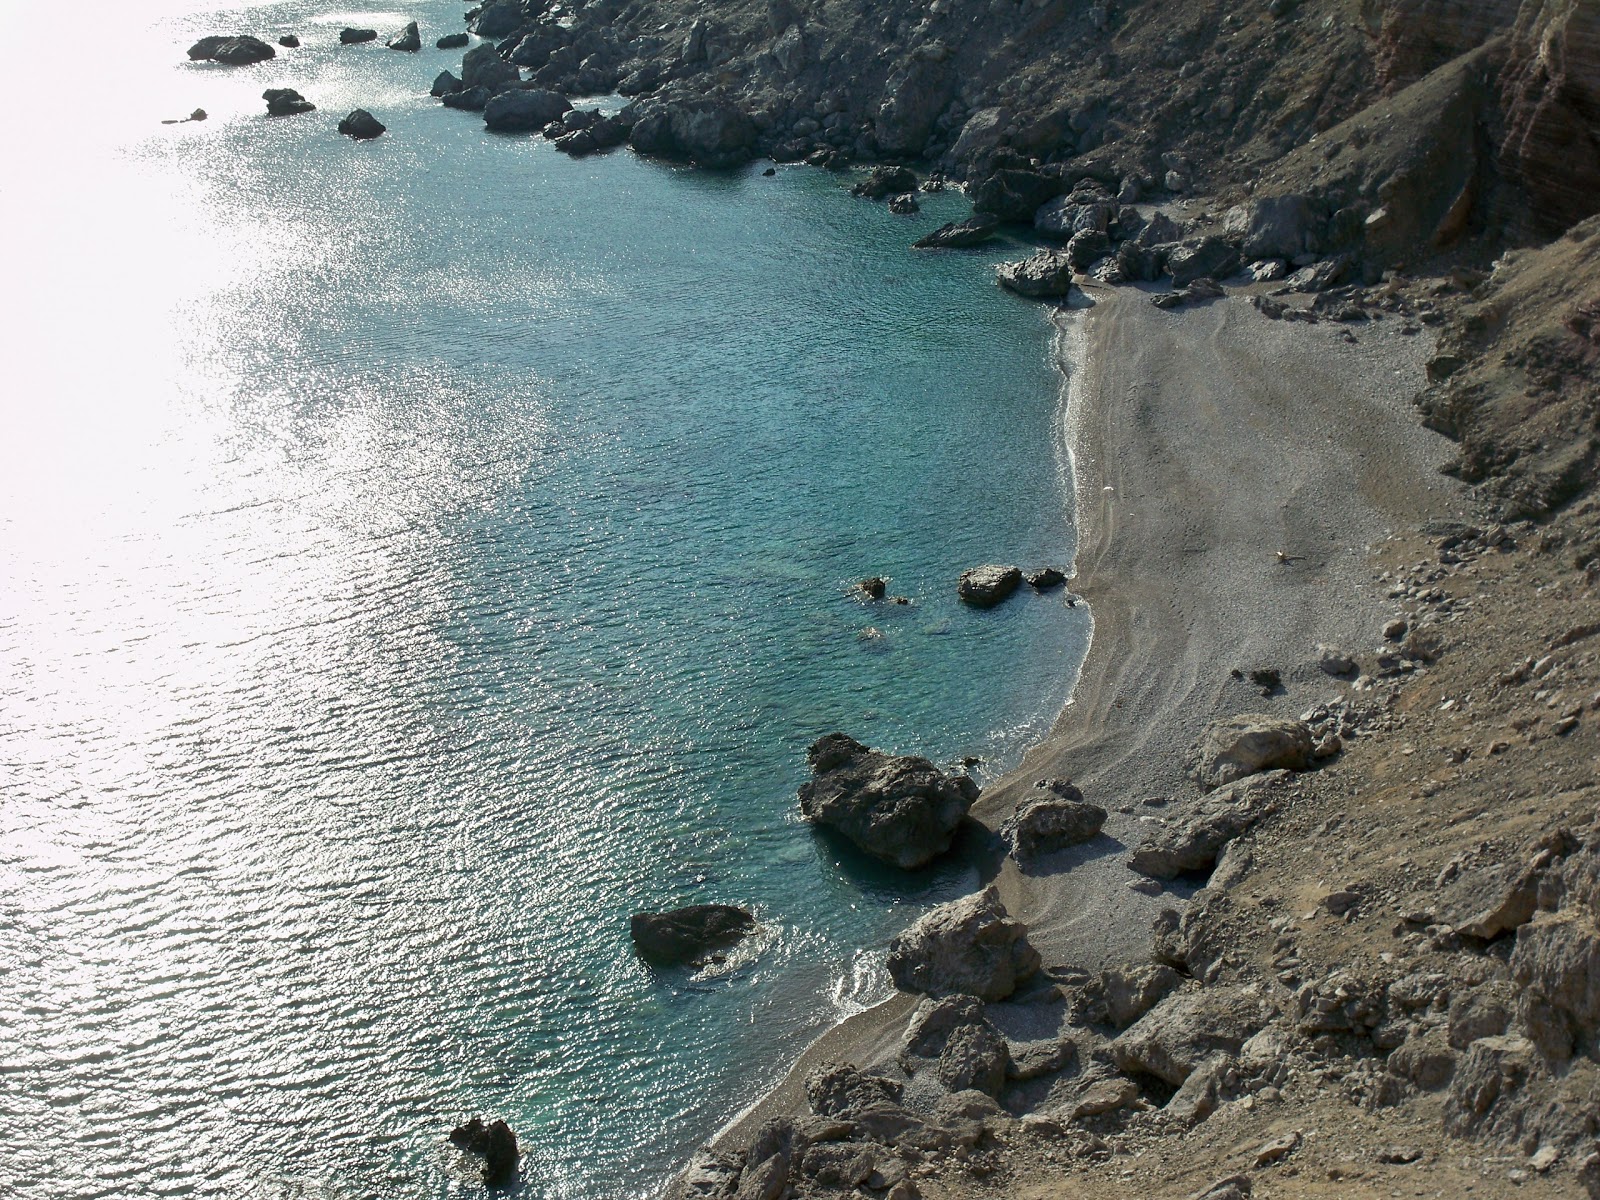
[460,43,519,94]
[957,564,1023,606]
[437,32,470,49]
[483,88,571,133]
[387,21,422,52]
[852,165,918,199]
[431,70,464,97]
[278,34,300,48]
[339,27,378,44]
[1026,567,1065,590]
[470,0,525,39]
[442,86,492,111]
[449,1117,519,1186]
[263,88,314,116]
[630,905,756,965]
[337,109,386,139]
[798,733,978,869]
[889,193,920,214]
[914,214,1001,249]
[860,577,887,599]
[187,35,276,64]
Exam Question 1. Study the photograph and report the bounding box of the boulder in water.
[187,35,276,64]
[913,214,1001,249]
[483,88,571,133]
[278,34,300,48]
[630,905,755,965]
[437,32,470,49]
[263,88,314,117]
[387,21,422,52]
[431,70,463,97]
[339,27,378,44]
[449,1117,519,1185]
[957,564,1022,607]
[995,251,1074,298]
[337,109,385,139]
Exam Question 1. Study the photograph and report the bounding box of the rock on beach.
[1190,714,1314,790]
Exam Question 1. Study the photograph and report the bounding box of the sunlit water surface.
[0,0,1086,1195]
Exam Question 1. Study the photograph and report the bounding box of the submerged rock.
[957,564,1022,607]
[263,88,314,117]
[449,1116,518,1185]
[797,732,977,869]
[852,165,918,199]
[187,34,276,64]
[630,904,755,965]
[886,886,1040,1001]
[337,109,385,139]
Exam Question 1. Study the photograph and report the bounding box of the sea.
[0,0,1087,1195]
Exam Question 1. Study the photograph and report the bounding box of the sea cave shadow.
[974,829,1128,887]
[809,822,982,904]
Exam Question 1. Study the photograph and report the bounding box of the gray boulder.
[484,88,571,133]
[337,109,385,139]
[1066,229,1112,270]
[1034,189,1114,239]
[630,904,755,965]
[1110,987,1264,1085]
[995,251,1074,298]
[913,215,1001,249]
[936,1022,1010,1096]
[1190,715,1313,789]
[885,887,1041,1001]
[449,1117,519,1185]
[442,86,492,111]
[1128,774,1281,878]
[957,563,1023,606]
[187,34,276,64]
[1167,236,1241,286]
[629,100,757,169]
[1006,789,1107,862]
[973,167,1064,222]
[888,193,920,215]
[339,27,378,44]
[387,21,421,52]
[461,43,519,93]
[797,733,977,869]
[470,0,524,39]
[1101,963,1183,1029]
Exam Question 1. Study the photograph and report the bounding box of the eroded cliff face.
[1501,0,1600,234]
[1365,0,1520,91]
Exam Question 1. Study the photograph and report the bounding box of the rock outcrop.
[449,1117,518,1185]
[1190,715,1314,790]
[630,904,755,965]
[1109,987,1265,1085]
[483,88,571,133]
[913,215,1001,249]
[337,109,385,139]
[263,88,314,117]
[1004,780,1107,863]
[995,251,1074,298]
[956,564,1022,606]
[628,99,758,168]
[1500,0,1600,233]
[885,887,1040,1001]
[1129,774,1283,879]
[387,21,421,52]
[797,733,977,869]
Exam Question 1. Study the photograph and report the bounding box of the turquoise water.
[0,1,1086,1196]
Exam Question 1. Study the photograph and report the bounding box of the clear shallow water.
[0,2,1086,1196]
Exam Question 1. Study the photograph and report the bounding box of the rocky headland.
[271,0,1600,1192]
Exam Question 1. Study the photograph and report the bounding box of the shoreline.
[700,282,1465,1172]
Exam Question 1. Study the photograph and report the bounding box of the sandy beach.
[712,284,1466,1156]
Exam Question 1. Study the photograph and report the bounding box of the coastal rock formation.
[630,904,755,965]
[851,165,917,199]
[387,22,421,52]
[1128,773,1282,879]
[1500,0,1600,234]
[461,43,519,94]
[1190,714,1314,790]
[956,564,1022,606]
[1026,567,1065,590]
[470,0,524,39]
[1004,780,1107,863]
[339,27,378,44]
[797,733,977,869]
[263,88,314,117]
[187,35,276,64]
[337,109,385,140]
[437,32,470,49]
[995,251,1074,298]
[449,1117,518,1185]
[913,215,1000,249]
[885,887,1040,1001]
[431,71,463,97]
[628,99,758,168]
[888,193,919,215]
[483,88,571,133]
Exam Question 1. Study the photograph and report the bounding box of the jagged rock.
[1387,1030,1458,1089]
[996,250,1074,298]
[1317,644,1357,676]
[1066,229,1113,270]
[1026,567,1065,590]
[1101,963,1183,1029]
[471,0,524,39]
[797,733,977,869]
[630,904,754,965]
[973,167,1064,222]
[187,35,276,64]
[443,86,492,111]
[852,165,918,199]
[1005,792,1107,862]
[1510,916,1600,1062]
[1191,1176,1252,1200]
[888,193,920,215]
[1128,774,1281,878]
[1068,1076,1139,1118]
[1224,193,1319,261]
[431,70,464,97]
[1007,1038,1075,1081]
[449,1117,519,1185]
[886,887,1040,1001]
[629,99,757,168]
[799,1143,876,1187]
[461,43,519,93]
[1167,1053,1231,1123]
[1443,1034,1537,1135]
[913,215,1001,249]
[484,89,571,133]
[936,1021,1010,1096]
[957,563,1023,606]
[1448,984,1516,1049]
[902,994,986,1060]
[1456,863,1542,940]
[1035,190,1116,240]
[1168,237,1241,287]
[948,106,1009,165]
[1501,1,1600,233]
[339,27,378,44]
[437,32,470,49]
[875,57,953,156]
[1190,715,1313,790]
[337,109,385,139]
[387,21,421,52]
[1110,987,1265,1085]
[263,88,314,116]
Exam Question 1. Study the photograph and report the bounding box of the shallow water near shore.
[0,2,1085,1195]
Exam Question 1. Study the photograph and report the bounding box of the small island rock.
[914,214,1001,249]
[1026,567,1066,590]
[797,733,977,869]
[630,904,755,965]
[278,34,300,48]
[187,35,276,64]
[886,886,1040,1001]
[449,1117,519,1185]
[387,21,421,52]
[996,250,1075,298]
[337,109,385,139]
[437,31,470,49]
[339,27,378,44]
[263,87,314,117]
[957,564,1022,608]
